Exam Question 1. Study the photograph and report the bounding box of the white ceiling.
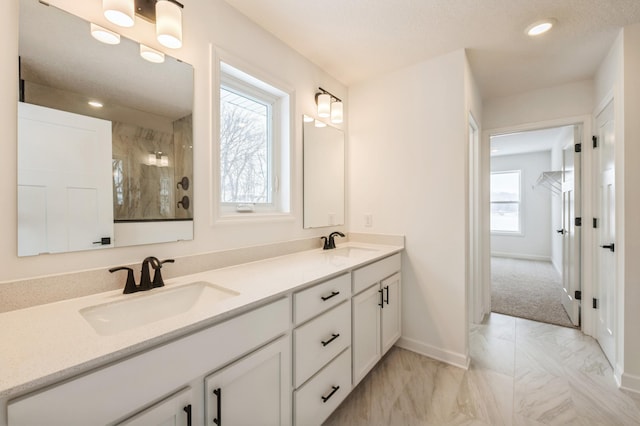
[490,125,574,157]
[223,0,640,99]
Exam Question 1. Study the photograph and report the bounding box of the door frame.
[476,114,595,337]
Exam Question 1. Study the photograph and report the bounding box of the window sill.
[491,231,524,237]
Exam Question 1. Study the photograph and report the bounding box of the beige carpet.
[491,257,575,328]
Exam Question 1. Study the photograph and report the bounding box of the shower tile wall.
[112,121,180,220]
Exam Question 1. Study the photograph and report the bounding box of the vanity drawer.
[294,273,350,325]
[294,348,351,426]
[352,253,401,295]
[293,301,351,388]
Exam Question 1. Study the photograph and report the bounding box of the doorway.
[487,124,582,328]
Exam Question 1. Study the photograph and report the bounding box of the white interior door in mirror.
[18,102,113,256]
[303,120,345,228]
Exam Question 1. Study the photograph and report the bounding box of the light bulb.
[140,45,165,63]
[90,23,120,45]
[156,0,183,49]
[331,100,343,124]
[317,93,331,118]
[102,0,135,28]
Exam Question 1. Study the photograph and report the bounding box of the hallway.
[324,313,640,425]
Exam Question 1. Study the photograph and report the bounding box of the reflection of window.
[160,178,170,217]
[218,61,290,215]
[491,170,521,233]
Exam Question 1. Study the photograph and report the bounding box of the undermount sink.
[328,246,378,258]
[80,281,239,336]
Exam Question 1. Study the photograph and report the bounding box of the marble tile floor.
[323,313,640,425]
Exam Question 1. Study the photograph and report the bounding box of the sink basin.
[328,246,378,258]
[80,281,239,336]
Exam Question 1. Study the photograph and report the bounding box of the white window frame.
[490,170,523,235]
[213,51,292,222]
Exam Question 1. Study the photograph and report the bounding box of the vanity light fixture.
[103,0,135,28]
[525,18,556,36]
[140,44,165,63]
[331,99,343,124]
[101,0,184,49]
[90,23,121,45]
[155,0,183,49]
[303,115,314,123]
[159,155,169,167]
[316,87,343,123]
[314,120,327,128]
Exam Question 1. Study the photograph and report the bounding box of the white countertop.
[0,242,402,399]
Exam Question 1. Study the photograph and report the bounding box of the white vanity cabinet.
[118,387,194,426]
[352,254,402,385]
[7,298,289,426]
[204,336,291,426]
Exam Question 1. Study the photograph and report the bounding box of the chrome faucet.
[109,257,175,294]
[321,231,345,250]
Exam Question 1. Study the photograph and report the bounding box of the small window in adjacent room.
[217,61,290,217]
[490,170,521,234]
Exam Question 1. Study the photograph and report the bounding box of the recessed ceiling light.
[526,19,556,36]
[88,100,104,108]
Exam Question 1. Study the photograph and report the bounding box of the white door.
[17,102,113,256]
[595,100,616,364]
[352,284,382,386]
[381,273,402,353]
[118,387,193,426]
[560,126,581,326]
[204,337,290,426]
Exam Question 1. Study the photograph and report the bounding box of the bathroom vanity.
[0,242,403,426]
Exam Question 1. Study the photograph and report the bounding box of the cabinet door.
[381,273,402,354]
[205,336,291,426]
[352,284,382,386]
[118,387,194,426]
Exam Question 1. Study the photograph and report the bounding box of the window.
[490,170,521,233]
[218,61,290,216]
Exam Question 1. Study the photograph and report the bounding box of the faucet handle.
[109,266,138,294]
[321,236,331,250]
[152,259,175,288]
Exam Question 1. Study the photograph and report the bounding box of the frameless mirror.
[17,0,194,256]
[303,117,345,228]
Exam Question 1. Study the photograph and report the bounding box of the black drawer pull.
[321,333,340,347]
[321,385,340,403]
[378,289,384,308]
[213,388,222,425]
[321,291,340,301]
[384,285,390,305]
[183,404,192,426]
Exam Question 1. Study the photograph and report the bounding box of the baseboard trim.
[620,371,640,394]
[396,337,470,370]
[491,252,551,262]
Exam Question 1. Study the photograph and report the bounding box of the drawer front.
[293,301,351,388]
[294,348,351,426]
[294,273,350,325]
[352,253,401,295]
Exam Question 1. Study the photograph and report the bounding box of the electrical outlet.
[364,214,373,228]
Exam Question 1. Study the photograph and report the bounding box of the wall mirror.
[303,117,345,228]
[17,0,194,256]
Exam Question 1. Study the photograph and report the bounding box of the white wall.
[490,151,552,260]
[622,23,640,393]
[0,0,346,282]
[483,80,594,130]
[349,49,479,367]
